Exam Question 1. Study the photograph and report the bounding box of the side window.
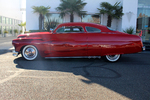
[86,26,101,32]
[56,27,64,33]
[56,26,84,33]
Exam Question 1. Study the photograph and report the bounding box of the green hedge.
[29,30,47,33]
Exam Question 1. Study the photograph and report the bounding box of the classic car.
[12,22,144,62]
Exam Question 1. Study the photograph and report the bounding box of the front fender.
[12,39,34,52]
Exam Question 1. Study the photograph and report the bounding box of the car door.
[86,26,102,56]
[86,26,126,56]
[47,26,88,57]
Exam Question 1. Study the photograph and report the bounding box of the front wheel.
[102,54,121,62]
[22,45,39,61]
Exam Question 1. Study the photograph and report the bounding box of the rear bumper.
[12,50,19,57]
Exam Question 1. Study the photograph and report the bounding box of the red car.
[12,22,144,62]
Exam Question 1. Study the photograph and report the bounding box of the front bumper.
[143,46,146,51]
[12,50,19,57]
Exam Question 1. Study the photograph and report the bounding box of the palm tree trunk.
[107,15,112,27]
[70,13,74,22]
[81,16,82,22]
[39,14,43,31]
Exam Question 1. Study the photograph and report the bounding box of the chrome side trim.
[12,50,19,57]
[45,56,101,59]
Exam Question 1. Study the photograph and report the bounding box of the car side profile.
[12,22,144,62]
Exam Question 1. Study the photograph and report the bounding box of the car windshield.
[53,26,58,32]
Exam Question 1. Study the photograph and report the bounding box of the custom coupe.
[12,22,144,62]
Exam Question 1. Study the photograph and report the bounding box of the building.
[0,0,26,37]
[26,0,150,42]
[137,0,150,42]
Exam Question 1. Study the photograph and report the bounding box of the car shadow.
[14,53,150,100]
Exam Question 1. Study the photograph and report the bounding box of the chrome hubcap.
[24,47,36,58]
[106,55,120,62]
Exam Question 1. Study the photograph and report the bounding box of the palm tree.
[32,6,50,31]
[97,2,124,27]
[18,22,26,33]
[56,0,87,22]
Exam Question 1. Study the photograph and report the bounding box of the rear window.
[86,26,101,32]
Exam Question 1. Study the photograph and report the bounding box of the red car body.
[12,22,143,62]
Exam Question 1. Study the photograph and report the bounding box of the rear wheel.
[102,54,121,62]
[22,45,38,61]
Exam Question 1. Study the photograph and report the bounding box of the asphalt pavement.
[0,36,16,51]
[0,51,150,100]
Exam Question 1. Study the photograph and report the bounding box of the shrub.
[29,30,47,33]
[20,30,23,33]
[24,31,30,34]
[4,30,8,33]
[123,27,134,34]
[14,29,18,33]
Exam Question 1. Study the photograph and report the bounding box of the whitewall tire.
[102,54,121,62]
[22,45,38,61]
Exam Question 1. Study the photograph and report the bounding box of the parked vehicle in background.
[12,22,144,62]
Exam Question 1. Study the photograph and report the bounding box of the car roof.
[58,22,106,27]
[54,22,109,33]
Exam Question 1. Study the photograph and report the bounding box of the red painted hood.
[17,32,52,38]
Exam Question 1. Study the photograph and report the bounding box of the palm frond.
[55,0,87,22]
[97,1,124,27]
[32,6,50,15]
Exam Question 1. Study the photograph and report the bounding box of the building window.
[2,17,6,24]
[6,17,9,24]
[10,19,12,25]
[12,19,14,25]
[137,0,150,42]
[10,26,12,34]
[82,14,100,24]
[0,26,1,34]
[0,16,2,23]
[6,26,10,33]
[8,18,10,24]
[2,26,6,33]
[14,20,16,25]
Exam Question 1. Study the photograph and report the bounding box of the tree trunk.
[107,15,112,27]
[39,14,43,31]
[70,13,74,22]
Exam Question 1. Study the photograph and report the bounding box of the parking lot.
[0,50,150,100]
